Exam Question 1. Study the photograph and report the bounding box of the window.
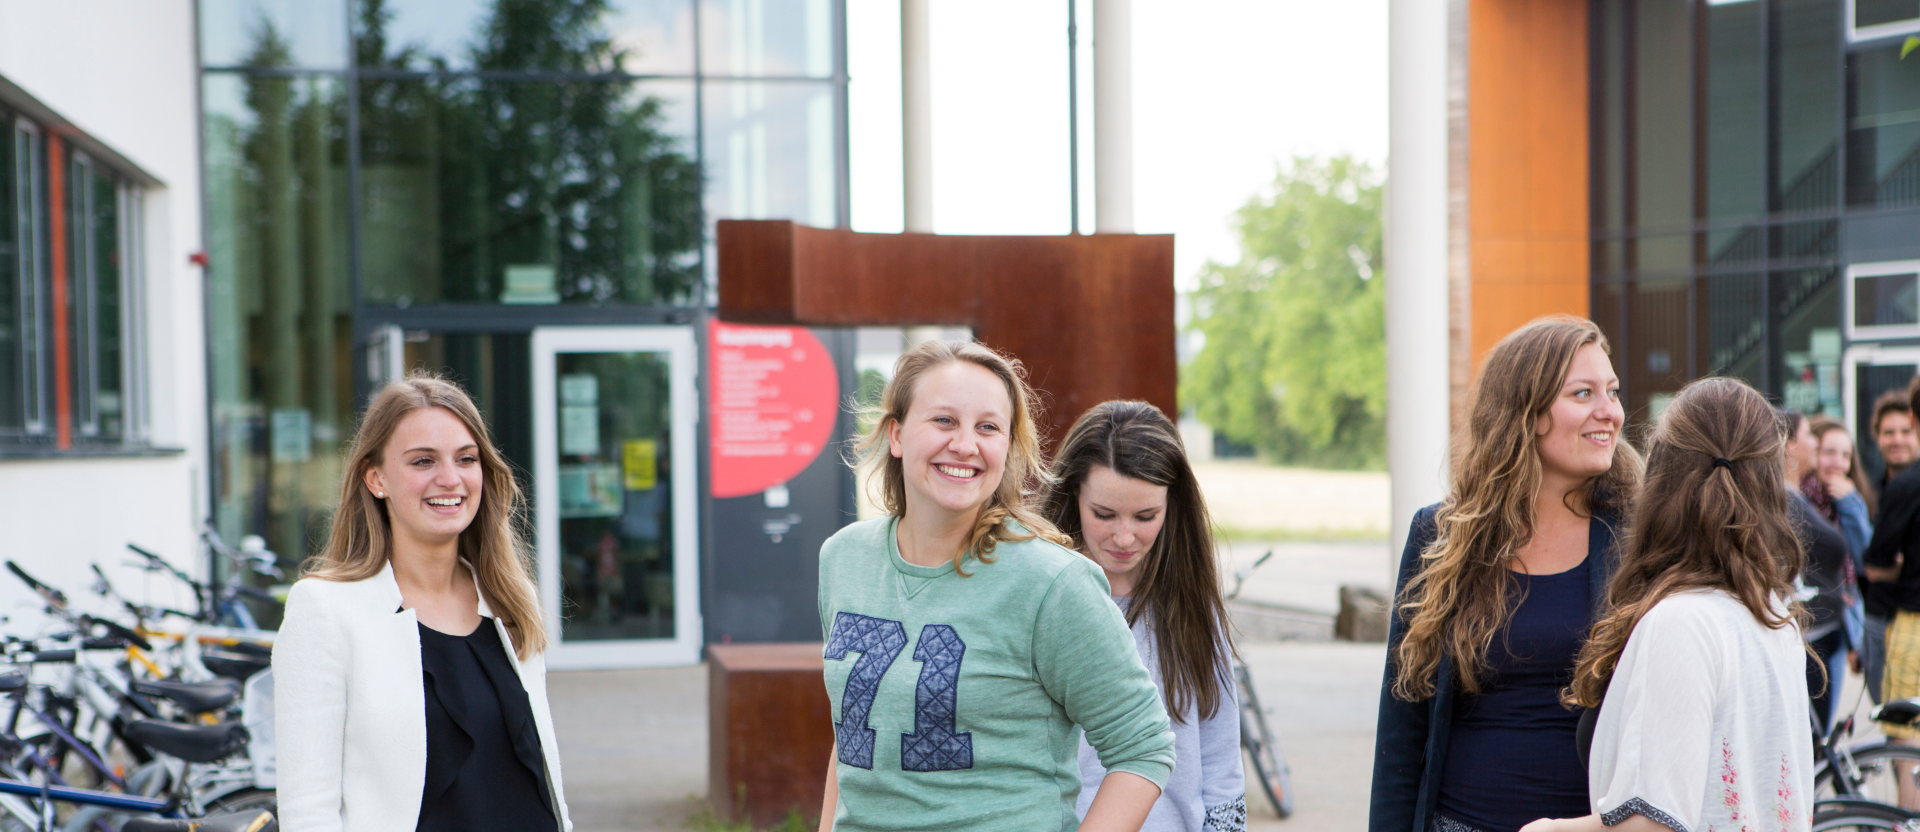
[1847,259,1920,339]
[0,105,148,450]
[1851,0,1920,41]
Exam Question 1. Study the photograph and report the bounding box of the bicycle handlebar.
[6,560,66,610]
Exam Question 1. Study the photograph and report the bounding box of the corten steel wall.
[1465,0,1593,373]
[717,220,1177,444]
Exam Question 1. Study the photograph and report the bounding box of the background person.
[1522,378,1811,832]
[1864,389,1920,700]
[1044,400,1246,832]
[1811,416,1873,701]
[274,373,571,832]
[1371,316,1643,832]
[1875,389,1919,495]
[816,340,1175,832]
[1859,379,1920,808]
[1781,410,1855,731]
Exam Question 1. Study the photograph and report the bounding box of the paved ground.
[549,639,1386,832]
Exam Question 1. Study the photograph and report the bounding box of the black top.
[416,618,556,832]
[1369,505,1621,832]
[1865,476,1909,618]
[1792,493,1853,641]
[1434,567,1591,832]
[1864,465,1920,612]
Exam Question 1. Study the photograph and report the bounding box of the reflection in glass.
[703,81,836,226]
[1774,270,1841,417]
[1858,0,1920,29]
[1774,0,1841,213]
[400,332,535,477]
[1594,0,1628,232]
[1637,0,1693,230]
[355,0,695,75]
[700,0,833,77]
[1705,0,1762,228]
[1633,233,1694,274]
[357,76,701,305]
[1706,272,1766,385]
[201,0,349,69]
[1769,220,1838,260]
[1849,43,1920,206]
[1627,278,1690,422]
[1856,272,1920,327]
[203,71,352,569]
[0,123,21,433]
[67,157,124,441]
[553,350,675,641]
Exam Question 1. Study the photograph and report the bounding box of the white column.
[1386,0,1452,570]
[902,0,933,233]
[1093,0,1132,234]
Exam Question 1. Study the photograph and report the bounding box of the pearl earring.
[376,491,384,498]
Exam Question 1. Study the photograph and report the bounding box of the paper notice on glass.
[270,409,313,462]
[559,463,622,518]
[623,439,658,490]
[562,405,600,456]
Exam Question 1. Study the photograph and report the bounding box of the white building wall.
[0,1,209,616]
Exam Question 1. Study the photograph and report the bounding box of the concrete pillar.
[1386,0,1452,570]
[1093,0,1132,234]
[902,0,933,233]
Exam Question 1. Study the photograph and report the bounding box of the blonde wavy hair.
[1391,315,1644,701]
[304,372,547,659]
[851,340,1069,574]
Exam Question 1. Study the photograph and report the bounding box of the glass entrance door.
[532,327,699,668]
[1844,343,1920,476]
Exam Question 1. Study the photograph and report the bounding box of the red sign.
[709,323,840,499]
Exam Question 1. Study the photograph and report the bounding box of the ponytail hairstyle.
[849,340,1069,574]
[1566,377,1805,707]
[1042,401,1234,722]
[1392,315,1643,701]
[305,372,547,659]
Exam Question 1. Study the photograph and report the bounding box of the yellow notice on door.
[623,439,658,491]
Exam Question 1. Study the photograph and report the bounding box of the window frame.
[1847,0,1920,43]
[1843,258,1920,340]
[10,116,48,440]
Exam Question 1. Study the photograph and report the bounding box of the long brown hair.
[1042,401,1234,722]
[1392,315,1644,700]
[1567,377,1805,707]
[1809,415,1877,518]
[305,372,548,658]
[850,340,1069,573]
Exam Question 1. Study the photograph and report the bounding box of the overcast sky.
[846,0,1389,287]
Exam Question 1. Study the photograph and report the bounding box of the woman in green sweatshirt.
[816,339,1177,832]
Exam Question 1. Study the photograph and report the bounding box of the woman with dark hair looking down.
[1520,378,1812,832]
[1044,400,1246,832]
[1370,315,1642,832]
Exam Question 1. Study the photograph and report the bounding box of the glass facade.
[200,0,846,574]
[1592,0,1906,442]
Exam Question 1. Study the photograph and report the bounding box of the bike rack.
[0,778,171,813]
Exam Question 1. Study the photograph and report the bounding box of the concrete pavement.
[548,638,1386,832]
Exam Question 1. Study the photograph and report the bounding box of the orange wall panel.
[1467,0,1590,371]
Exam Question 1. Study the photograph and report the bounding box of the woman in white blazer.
[273,373,571,832]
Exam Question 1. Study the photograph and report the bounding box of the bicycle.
[1226,550,1294,818]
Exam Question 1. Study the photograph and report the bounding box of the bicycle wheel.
[1820,743,1920,806]
[1812,800,1919,831]
[1236,666,1293,818]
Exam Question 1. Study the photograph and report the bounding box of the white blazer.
[271,562,572,832]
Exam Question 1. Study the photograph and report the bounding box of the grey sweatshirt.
[1076,597,1248,832]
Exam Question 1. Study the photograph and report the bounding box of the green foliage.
[689,794,813,832]
[1182,156,1386,470]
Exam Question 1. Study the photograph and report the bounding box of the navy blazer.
[1367,503,1621,832]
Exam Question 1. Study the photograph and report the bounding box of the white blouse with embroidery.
[1588,589,1813,832]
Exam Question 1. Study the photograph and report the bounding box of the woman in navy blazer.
[1369,317,1641,832]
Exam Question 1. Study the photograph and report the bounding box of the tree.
[1182,156,1385,470]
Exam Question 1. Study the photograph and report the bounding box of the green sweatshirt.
[817,516,1176,832]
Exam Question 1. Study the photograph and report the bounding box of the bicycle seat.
[0,669,26,692]
[1874,698,1920,727]
[123,718,249,763]
[122,811,277,832]
[133,679,239,714]
[201,649,270,681]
